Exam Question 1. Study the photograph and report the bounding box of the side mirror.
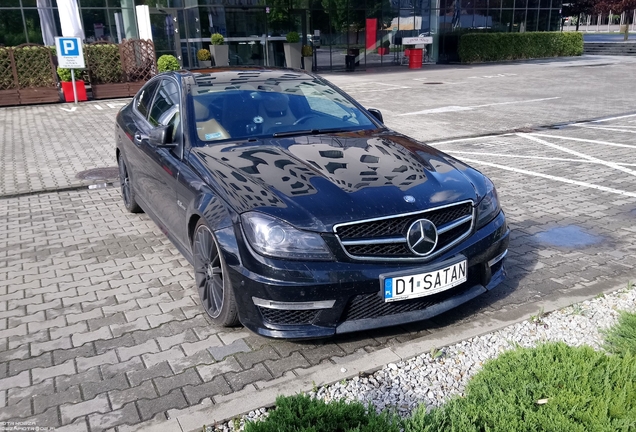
[367,108,383,124]
[149,125,176,148]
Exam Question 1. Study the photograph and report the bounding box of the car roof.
[168,67,315,87]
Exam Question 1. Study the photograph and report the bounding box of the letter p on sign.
[61,38,79,56]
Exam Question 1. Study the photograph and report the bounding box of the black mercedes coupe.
[115,67,509,339]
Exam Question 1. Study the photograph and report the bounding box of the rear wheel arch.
[188,213,201,246]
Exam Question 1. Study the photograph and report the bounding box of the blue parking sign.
[59,38,79,56]
[55,37,85,69]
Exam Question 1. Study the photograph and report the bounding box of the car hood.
[190,130,487,232]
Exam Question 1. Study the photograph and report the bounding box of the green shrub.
[12,45,56,88]
[302,45,313,57]
[157,54,180,72]
[56,67,84,82]
[458,32,584,63]
[211,33,224,45]
[244,394,403,432]
[84,44,123,84]
[286,31,300,43]
[604,311,636,357]
[405,342,636,431]
[197,48,211,61]
[0,48,16,90]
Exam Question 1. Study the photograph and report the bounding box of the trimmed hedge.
[459,32,584,63]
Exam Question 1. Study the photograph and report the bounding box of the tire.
[192,219,240,327]
[118,155,143,214]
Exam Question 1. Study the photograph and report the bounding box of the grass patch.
[406,342,636,431]
[244,394,402,432]
[243,305,636,432]
[604,311,636,357]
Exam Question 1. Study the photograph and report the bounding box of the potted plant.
[197,48,212,67]
[284,31,301,69]
[210,33,229,66]
[157,54,180,72]
[378,40,390,55]
[302,44,313,72]
[57,67,88,102]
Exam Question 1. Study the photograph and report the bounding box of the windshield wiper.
[272,128,353,138]
[272,129,315,137]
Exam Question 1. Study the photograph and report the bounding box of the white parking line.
[589,113,636,123]
[518,133,636,178]
[528,133,636,149]
[430,134,515,145]
[447,151,636,167]
[400,97,560,116]
[459,157,636,198]
[571,124,636,134]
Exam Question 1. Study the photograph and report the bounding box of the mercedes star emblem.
[406,219,438,255]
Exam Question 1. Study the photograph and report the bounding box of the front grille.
[258,307,320,325]
[346,243,411,256]
[334,201,473,260]
[342,278,474,322]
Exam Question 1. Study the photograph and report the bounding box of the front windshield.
[189,72,377,143]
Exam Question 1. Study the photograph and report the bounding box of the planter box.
[199,60,212,67]
[91,83,129,100]
[127,82,145,96]
[303,56,313,72]
[377,47,390,55]
[210,45,229,66]
[18,87,59,105]
[61,80,88,102]
[0,89,20,107]
[284,42,302,69]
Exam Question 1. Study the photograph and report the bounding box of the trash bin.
[347,48,360,66]
[345,54,356,72]
[408,48,423,69]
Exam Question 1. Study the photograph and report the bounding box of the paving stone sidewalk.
[2,119,636,430]
[3,56,636,198]
[2,57,636,431]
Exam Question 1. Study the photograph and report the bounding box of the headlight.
[241,212,333,260]
[475,177,501,229]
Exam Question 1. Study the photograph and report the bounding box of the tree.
[562,0,598,30]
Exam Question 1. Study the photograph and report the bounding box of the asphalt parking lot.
[1,56,636,431]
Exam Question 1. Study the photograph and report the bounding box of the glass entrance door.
[149,9,181,64]
[224,8,267,66]
[150,7,197,68]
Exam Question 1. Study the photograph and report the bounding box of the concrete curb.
[120,278,630,432]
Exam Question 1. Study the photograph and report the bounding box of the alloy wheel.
[193,224,224,319]
[118,157,132,208]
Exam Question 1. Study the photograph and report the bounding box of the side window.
[136,80,160,119]
[148,79,182,143]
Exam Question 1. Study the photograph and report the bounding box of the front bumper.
[224,211,509,339]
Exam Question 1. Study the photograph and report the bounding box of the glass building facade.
[1,0,562,69]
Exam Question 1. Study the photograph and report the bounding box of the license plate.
[382,260,467,302]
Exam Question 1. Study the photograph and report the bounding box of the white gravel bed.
[209,283,636,431]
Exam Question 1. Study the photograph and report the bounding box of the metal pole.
[71,69,78,105]
[608,10,612,32]
[633,10,635,32]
